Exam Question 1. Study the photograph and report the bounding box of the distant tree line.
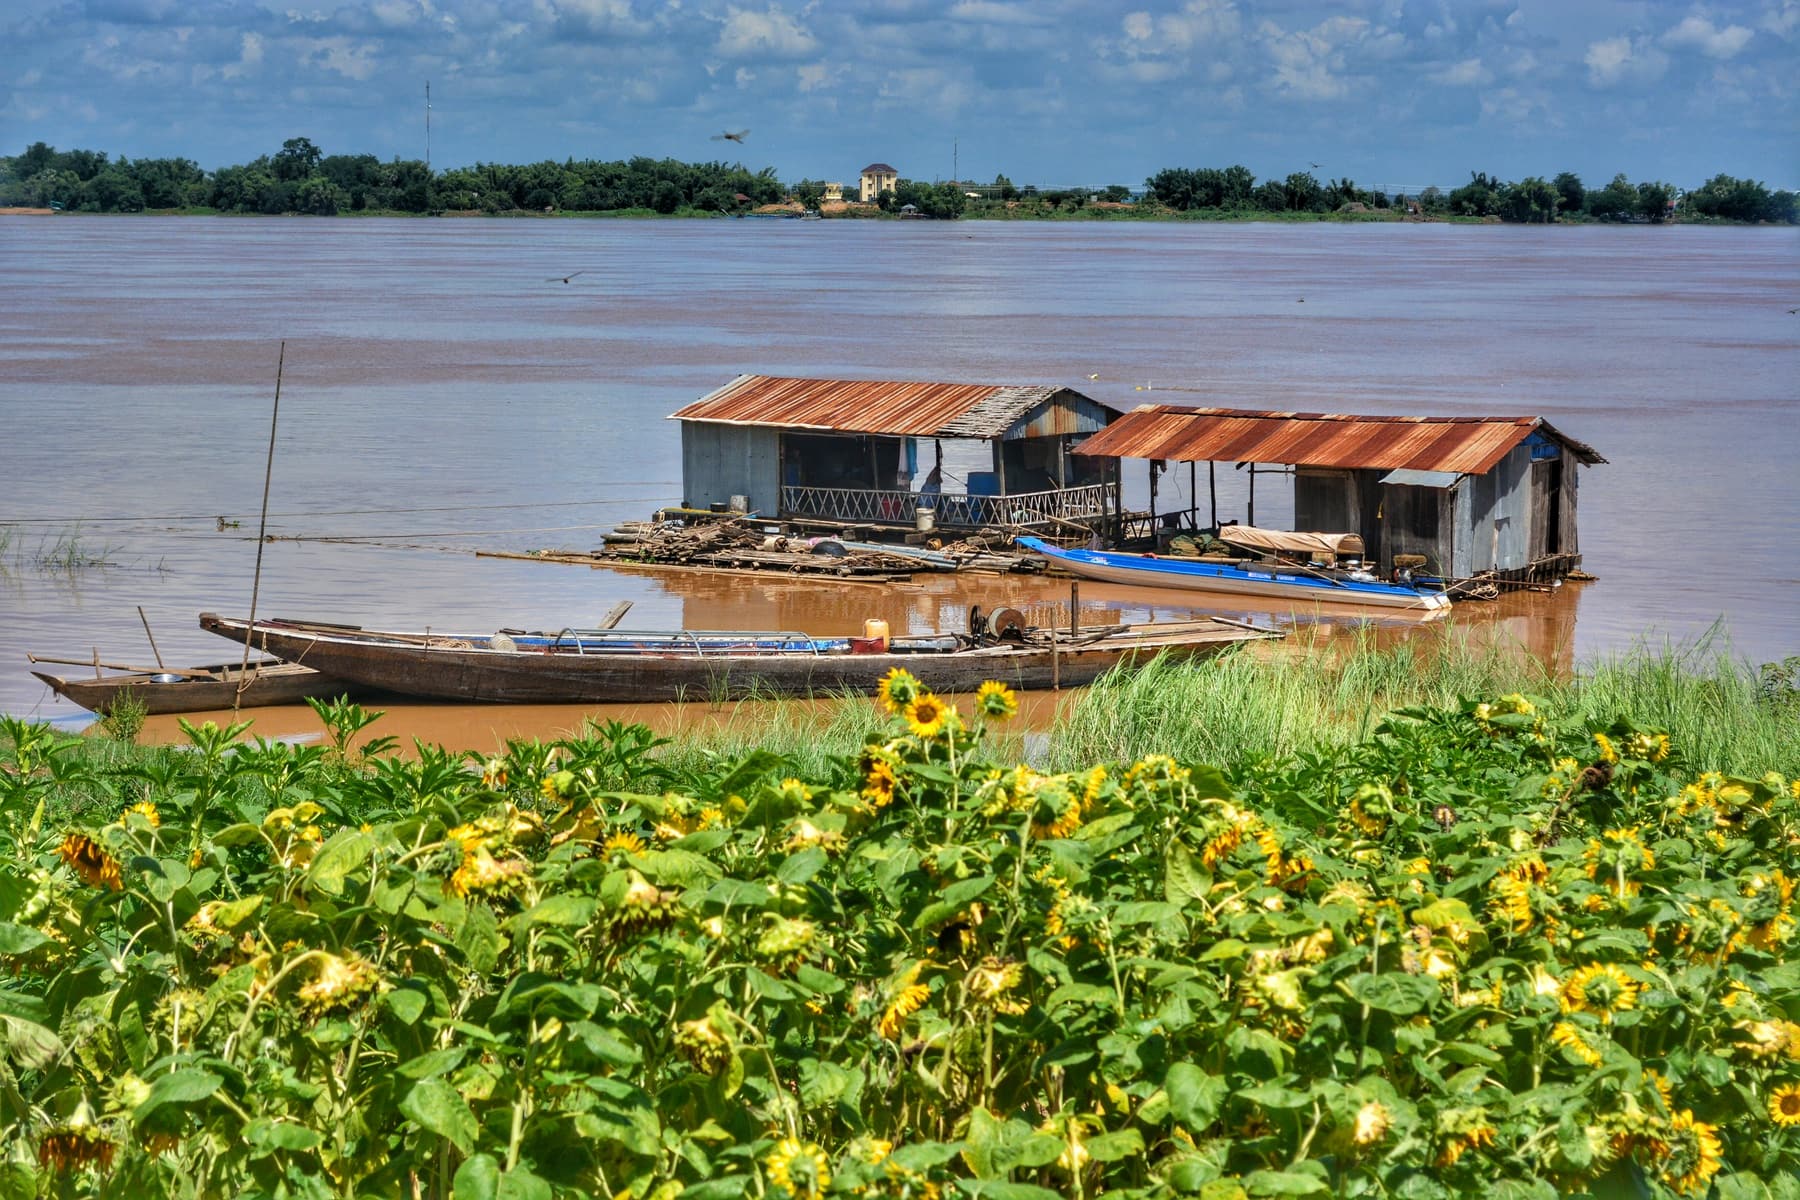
[0,138,785,216]
[1141,164,1797,224]
[3,139,1793,225]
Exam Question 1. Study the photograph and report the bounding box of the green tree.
[1553,172,1585,215]
[272,137,322,183]
[1252,180,1288,211]
[793,179,825,208]
[1102,184,1131,203]
[294,176,350,215]
[1500,176,1559,223]
[80,167,144,212]
[1448,171,1503,216]
[1636,180,1676,223]
[992,173,1017,201]
[1221,165,1256,208]
[1282,171,1326,212]
[1587,173,1637,221]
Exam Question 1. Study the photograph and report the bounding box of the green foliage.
[5,672,1800,1197]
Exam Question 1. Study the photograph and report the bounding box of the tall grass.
[1047,632,1799,779]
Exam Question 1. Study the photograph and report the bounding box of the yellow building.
[859,163,898,203]
[822,182,843,202]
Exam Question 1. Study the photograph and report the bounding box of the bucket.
[729,494,749,514]
[915,507,935,532]
[862,618,890,650]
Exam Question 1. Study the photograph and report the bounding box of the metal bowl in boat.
[149,673,185,684]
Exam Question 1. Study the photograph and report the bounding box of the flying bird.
[546,271,586,284]
[712,130,750,144]
[1086,373,1100,380]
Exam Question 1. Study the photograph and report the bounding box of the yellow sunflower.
[37,1125,116,1172]
[296,950,382,1016]
[1352,1100,1391,1147]
[125,801,160,827]
[765,1137,831,1200]
[878,960,931,1040]
[877,667,921,714]
[1561,963,1640,1021]
[975,679,1018,719]
[1660,1109,1723,1195]
[966,956,1028,1014]
[860,753,898,809]
[59,833,123,891]
[1550,1020,1605,1067]
[1770,1083,1800,1126]
[905,693,950,739]
[602,830,646,857]
[1593,731,1619,764]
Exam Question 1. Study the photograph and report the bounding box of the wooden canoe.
[198,612,1274,704]
[1017,537,1452,612]
[30,659,366,716]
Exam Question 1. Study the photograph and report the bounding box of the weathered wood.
[30,660,367,716]
[199,613,1274,705]
[599,602,633,630]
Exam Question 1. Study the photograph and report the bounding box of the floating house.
[1072,405,1605,581]
[671,375,1121,533]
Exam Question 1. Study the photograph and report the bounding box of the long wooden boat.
[1016,536,1451,612]
[29,658,365,716]
[197,612,1274,704]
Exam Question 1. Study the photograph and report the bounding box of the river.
[1,215,1794,740]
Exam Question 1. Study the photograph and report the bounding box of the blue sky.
[3,0,1795,191]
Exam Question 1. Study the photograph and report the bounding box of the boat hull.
[198,614,1268,704]
[32,661,364,716]
[1017,538,1450,612]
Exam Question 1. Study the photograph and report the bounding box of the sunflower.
[59,833,123,891]
[878,960,931,1040]
[1550,1020,1605,1067]
[877,667,921,714]
[295,950,382,1016]
[966,956,1028,1014]
[1593,731,1619,763]
[1080,765,1107,812]
[1351,1100,1391,1147]
[860,753,899,809]
[37,1125,116,1172]
[784,819,844,854]
[1660,1109,1723,1195]
[448,846,529,897]
[674,1014,732,1074]
[602,830,646,857]
[1433,1123,1496,1168]
[1770,1083,1800,1126]
[125,801,160,827]
[1031,788,1083,840]
[1488,874,1534,932]
[609,873,681,940]
[905,693,950,739]
[765,1137,831,1200]
[975,679,1018,720]
[1562,963,1640,1021]
[480,758,507,788]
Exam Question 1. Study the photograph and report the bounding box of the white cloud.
[796,61,834,92]
[1763,0,1800,37]
[734,66,756,87]
[716,6,818,59]
[1260,16,1367,100]
[295,36,379,81]
[1662,14,1754,57]
[948,1,1049,24]
[1122,11,1153,41]
[221,31,264,80]
[1584,35,1668,87]
[1429,56,1488,86]
[1160,0,1241,50]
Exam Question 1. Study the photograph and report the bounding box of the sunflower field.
[3,672,1800,1200]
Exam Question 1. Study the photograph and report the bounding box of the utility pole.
[952,139,958,187]
[425,81,431,171]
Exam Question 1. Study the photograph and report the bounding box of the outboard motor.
[1392,554,1428,587]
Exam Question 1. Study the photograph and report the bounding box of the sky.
[3,0,1796,192]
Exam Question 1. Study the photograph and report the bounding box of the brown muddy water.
[2,216,1794,745]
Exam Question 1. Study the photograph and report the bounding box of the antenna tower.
[425,81,432,171]
[953,139,958,186]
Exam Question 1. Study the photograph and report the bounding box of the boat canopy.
[1216,525,1366,558]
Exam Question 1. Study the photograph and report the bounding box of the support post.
[1209,461,1217,529]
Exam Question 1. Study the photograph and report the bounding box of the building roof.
[671,374,1116,440]
[860,163,897,175]
[1072,405,1605,474]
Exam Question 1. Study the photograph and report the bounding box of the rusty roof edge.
[1532,418,1608,465]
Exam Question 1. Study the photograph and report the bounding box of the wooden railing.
[780,484,1110,530]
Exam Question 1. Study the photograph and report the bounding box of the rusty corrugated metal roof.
[670,375,1115,440]
[1072,405,1605,474]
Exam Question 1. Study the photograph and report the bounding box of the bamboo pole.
[137,606,165,670]
[236,341,285,713]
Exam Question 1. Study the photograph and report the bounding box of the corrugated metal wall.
[680,424,780,514]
